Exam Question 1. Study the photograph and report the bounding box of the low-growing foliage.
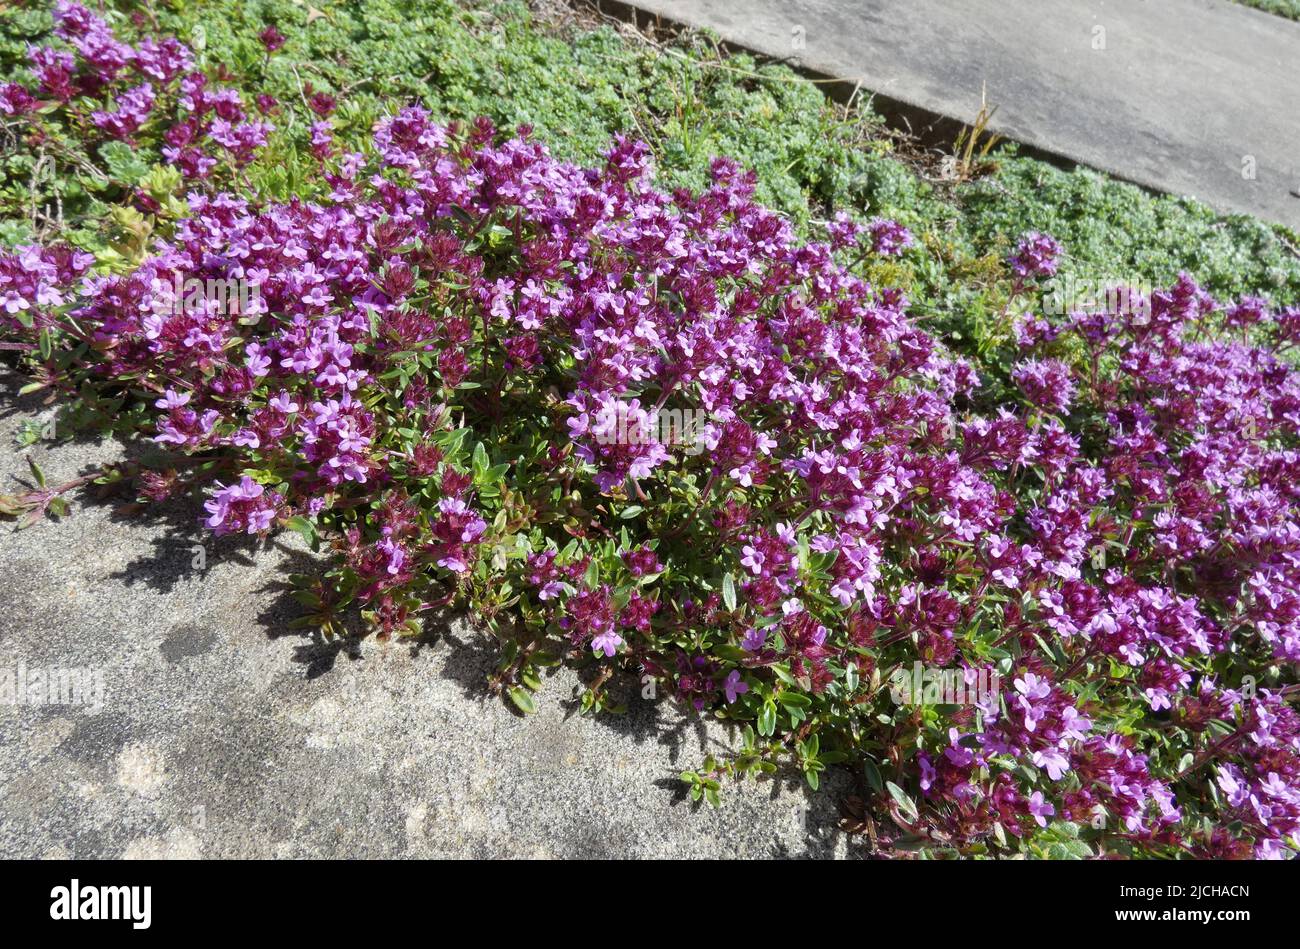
[3,2,1300,860]
[1232,0,1300,21]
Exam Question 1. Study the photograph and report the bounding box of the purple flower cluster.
[1012,357,1075,415]
[6,3,267,173]
[867,217,915,257]
[203,475,282,536]
[1008,231,1063,280]
[0,244,91,318]
[91,81,155,139]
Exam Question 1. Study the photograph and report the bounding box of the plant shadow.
[1,374,862,835]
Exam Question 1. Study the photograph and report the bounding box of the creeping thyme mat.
[3,2,1300,859]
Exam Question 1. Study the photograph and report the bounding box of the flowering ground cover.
[3,0,1300,859]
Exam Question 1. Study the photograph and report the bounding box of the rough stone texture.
[623,0,1300,229]
[0,378,859,859]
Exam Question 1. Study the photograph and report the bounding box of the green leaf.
[284,515,315,541]
[712,644,749,662]
[99,140,150,185]
[886,781,918,821]
[507,687,536,715]
[721,572,737,611]
[863,757,884,795]
[26,455,45,488]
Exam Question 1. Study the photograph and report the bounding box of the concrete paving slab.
[0,378,858,859]
[620,0,1300,229]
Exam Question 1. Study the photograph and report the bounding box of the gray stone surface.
[0,378,857,859]
[623,0,1300,229]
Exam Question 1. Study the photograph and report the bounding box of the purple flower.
[91,83,156,139]
[722,670,749,703]
[1027,791,1055,828]
[202,476,281,535]
[590,628,623,657]
[867,217,914,257]
[258,25,287,52]
[1008,232,1062,279]
[1032,747,1070,781]
[1012,358,1075,414]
